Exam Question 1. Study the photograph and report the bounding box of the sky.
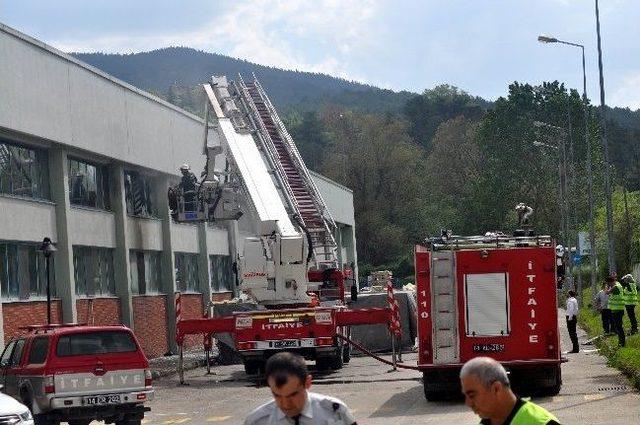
[1,0,639,109]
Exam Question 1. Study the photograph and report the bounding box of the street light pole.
[595,0,616,275]
[538,35,597,292]
[39,237,57,325]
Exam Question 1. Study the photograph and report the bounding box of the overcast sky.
[2,0,639,109]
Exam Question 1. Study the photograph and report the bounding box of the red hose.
[336,334,422,371]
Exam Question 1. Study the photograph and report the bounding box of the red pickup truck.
[0,324,153,425]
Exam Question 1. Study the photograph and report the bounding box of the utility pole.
[595,0,616,275]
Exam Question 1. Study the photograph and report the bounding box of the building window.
[73,246,115,297]
[0,242,55,300]
[68,158,110,209]
[0,140,49,199]
[210,255,233,292]
[129,250,163,295]
[124,170,155,217]
[175,253,199,293]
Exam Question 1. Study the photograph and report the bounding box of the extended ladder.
[234,76,339,270]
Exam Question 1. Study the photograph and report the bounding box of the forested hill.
[73,47,415,114]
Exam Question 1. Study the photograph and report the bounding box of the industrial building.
[0,23,358,357]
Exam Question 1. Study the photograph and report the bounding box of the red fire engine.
[415,232,563,400]
[169,75,392,375]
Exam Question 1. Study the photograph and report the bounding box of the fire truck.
[169,75,391,374]
[414,232,563,400]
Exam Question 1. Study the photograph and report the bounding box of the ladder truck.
[168,75,390,374]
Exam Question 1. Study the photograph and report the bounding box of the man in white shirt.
[244,352,357,425]
[566,290,579,353]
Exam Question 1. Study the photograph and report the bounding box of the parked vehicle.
[0,391,34,424]
[414,232,563,400]
[0,324,153,425]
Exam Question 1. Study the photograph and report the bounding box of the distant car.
[0,324,153,425]
[0,390,34,424]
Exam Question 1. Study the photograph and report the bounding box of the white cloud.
[49,0,380,83]
[610,72,640,110]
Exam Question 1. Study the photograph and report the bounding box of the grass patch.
[577,288,640,389]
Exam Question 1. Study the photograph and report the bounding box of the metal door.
[431,251,459,364]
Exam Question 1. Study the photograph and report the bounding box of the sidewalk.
[551,308,640,424]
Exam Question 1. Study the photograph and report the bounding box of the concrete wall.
[310,171,355,226]
[0,196,57,243]
[69,208,116,247]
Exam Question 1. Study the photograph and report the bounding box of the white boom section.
[203,78,310,305]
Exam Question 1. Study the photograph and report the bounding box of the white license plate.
[273,340,299,348]
[84,394,121,405]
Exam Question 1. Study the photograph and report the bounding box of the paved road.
[140,313,640,425]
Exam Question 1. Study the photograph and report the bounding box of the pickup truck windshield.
[56,331,137,356]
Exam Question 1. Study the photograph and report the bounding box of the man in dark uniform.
[179,163,198,212]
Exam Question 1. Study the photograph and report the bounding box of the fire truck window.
[464,273,510,336]
[28,337,49,364]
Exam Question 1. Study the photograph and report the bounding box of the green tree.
[403,84,486,151]
[320,108,428,268]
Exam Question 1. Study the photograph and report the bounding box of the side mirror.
[350,284,358,303]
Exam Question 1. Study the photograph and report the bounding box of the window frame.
[210,255,233,293]
[124,170,156,218]
[0,139,50,200]
[68,157,111,210]
[73,246,116,297]
[0,241,56,301]
[175,252,200,293]
[27,336,50,365]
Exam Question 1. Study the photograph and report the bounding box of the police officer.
[621,274,638,335]
[244,352,357,425]
[460,357,560,425]
[607,275,626,347]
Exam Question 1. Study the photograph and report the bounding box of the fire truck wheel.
[243,360,262,375]
[546,365,562,396]
[330,347,344,370]
[316,357,330,371]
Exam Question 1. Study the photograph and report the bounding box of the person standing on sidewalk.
[565,290,579,353]
[621,274,638,335]
[607,276,626,347]
[594,282,612,334]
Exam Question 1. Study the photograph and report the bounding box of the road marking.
[551,396,563,403]
[207,416,232,422]
[163,419,191,424]
[584,393,606,401]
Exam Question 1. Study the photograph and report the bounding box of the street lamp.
[533,122,572,287]
[538,34,597,293]
[38,237,57,325]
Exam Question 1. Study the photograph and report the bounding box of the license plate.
[472,343,505,353]
[84,394,121,405]
[273,340,298,348]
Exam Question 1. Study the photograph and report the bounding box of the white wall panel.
[206,226,229,255]
[0,196,56,243]
[171,223,199,253]
[69,207,116,247]
[127,217,163,251]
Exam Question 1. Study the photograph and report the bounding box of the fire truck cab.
[415,232,562,400]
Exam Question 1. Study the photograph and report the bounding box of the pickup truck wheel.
[342,343,351,364]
